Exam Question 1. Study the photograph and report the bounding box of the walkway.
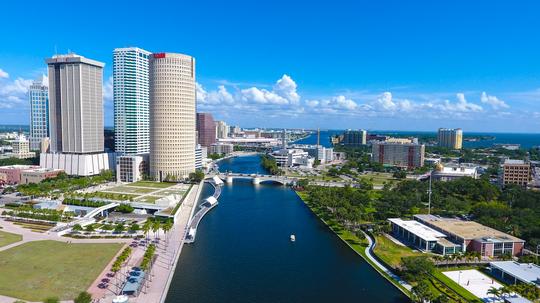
[363,231,413,292]
[184,181,222,243]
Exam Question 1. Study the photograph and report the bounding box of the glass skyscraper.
[28,79,49,151]
[113,47,151,155]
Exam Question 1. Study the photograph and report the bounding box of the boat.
[290,234,296,242]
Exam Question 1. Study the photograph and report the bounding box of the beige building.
[20,168,64,185]
[371,142,425,169]
[149,53,196,181]
[215,121,229,139]
[437,128,463,149]
[12,134,34,159]
[502,159,530,187]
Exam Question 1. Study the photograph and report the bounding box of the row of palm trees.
[430,251,484,267]
[141,219,173,244]
[487,283,540,301]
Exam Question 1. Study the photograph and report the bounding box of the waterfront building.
[116,154,148,182]
[490,261,540,286]
[28,79,49,150]
[371,142,425,169]
[388,218,462,255]
[113,47,151,155]
[196,113,216,147]
[432,163,479,181]
[46,53,105,154]
[502,159,531,188]
[244,129,262,138]
[437,128,463,149]
[209,142,234,155]
[270,148,313,168]
[415,214,525,257]
[217,137,280,147]
[215,120,229,139]
[11,134,34,159]
[150,53,196,181]
[337,129,367,146]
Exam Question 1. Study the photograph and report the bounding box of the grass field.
[0,240,122,301]
[358,173,399,186]
[373,235,425,268]
[93,192,140,201]
[102,186,156,194]
[126,181,175,188]
[0,230,22,248]
[134,196,161,204]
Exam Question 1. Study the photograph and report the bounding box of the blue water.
[296,130,540,149]
[165,155,408,303]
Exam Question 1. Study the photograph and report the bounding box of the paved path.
[363,231,412,292]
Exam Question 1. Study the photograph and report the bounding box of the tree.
[129,223,140,233]
[152,220,161,239]
[400,256,434,282]
[487,287,502,300]
[392,170,407,179]
[85,224,95,232]
[189,170,205,183]
[143,220,152,240]
[72,224,83,231]
[74,291,92,303]
[114,223,125,233]
[411,280,436,303]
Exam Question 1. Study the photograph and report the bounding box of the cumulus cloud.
[441,93,483,112]
[0,75,34,109]
[480,91,509,109]
[0,68,8,79]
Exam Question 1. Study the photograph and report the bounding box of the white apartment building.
[28,79,49,150]
[216,120,229,139]
[270,148,313,168]
[149,53,196,181]
[113,47,151,155]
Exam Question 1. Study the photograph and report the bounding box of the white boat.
[290,234,296,242]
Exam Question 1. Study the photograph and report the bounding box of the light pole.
[458,270,462,285]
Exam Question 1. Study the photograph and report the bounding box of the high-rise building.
[113,47,151,155]
[215,120,229,139]
[149,53,196,181]
[42,54,114,176]
[28,79,49,151]
[437,128,463,149]
[196,113,216,147]
[340,129,367,146]
[12,134,34,159]
[371,142,425,169]
[46,53,105,154]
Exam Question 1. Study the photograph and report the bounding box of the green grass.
[12,222,53,232]
[102,186,156,194]
[93,192,140,201]
[126,181,175,188]
[0,230,22,248]
[373,235,425,268]
[358,173,399,186]
[296,191,411,297]
[0,240,123,301]
[134,195,161,204]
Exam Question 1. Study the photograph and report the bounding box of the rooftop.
[491,261,540,285]
[388,218,447,242]
[504,159,527,165]
[414,215,524,242]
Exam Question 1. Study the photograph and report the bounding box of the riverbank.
[295,191,412,297]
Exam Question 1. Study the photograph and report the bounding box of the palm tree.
[152,220,161,240]
[142,220,152,241]
[487,287,502,301]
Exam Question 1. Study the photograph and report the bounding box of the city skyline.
[1,1,540,132]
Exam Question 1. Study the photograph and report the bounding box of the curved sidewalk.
[363,231,412,292]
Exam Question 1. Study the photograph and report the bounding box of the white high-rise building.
[28,79,49,151]
[46,53,104,154]
[215,120,229,139]
[113,47,151,155]
[149,53,196,181]
[437,128,463,149]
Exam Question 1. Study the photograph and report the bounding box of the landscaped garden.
[373,234,424,268]
[0,240,123,301]
[0,230,22,248]
[126,181,176,189]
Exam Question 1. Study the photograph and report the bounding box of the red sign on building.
[153,53,166,58]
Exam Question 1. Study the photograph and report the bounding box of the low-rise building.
[490,261,540,287]
[19,167,64,184]
[502,159,531,187]
[0,165,39,185]
[432,163,479,181]
[415,214,525,257]
[209,143,234,155]
[116,154,148,183]
[270,148,313,168]
[40,152,116,176]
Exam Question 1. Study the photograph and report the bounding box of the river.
[165,155,408,303]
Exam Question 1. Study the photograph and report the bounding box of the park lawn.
[358,173,400,186]
[0,240,123,301]
[373,235,425,269]
[103,186,156,194]
[126,181,175,188]
[0,230,22,248]
[94,192,140,201]
[134,196,161,204]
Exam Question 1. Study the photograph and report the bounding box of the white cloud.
[480,91,509,109]
[103,76,113,105]
[0,68,8,79]
[273,74,300,104]
[442,93,483,112]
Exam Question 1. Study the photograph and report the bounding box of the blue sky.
[1,0,540,132]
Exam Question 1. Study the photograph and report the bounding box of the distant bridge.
[216,172,298,185]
